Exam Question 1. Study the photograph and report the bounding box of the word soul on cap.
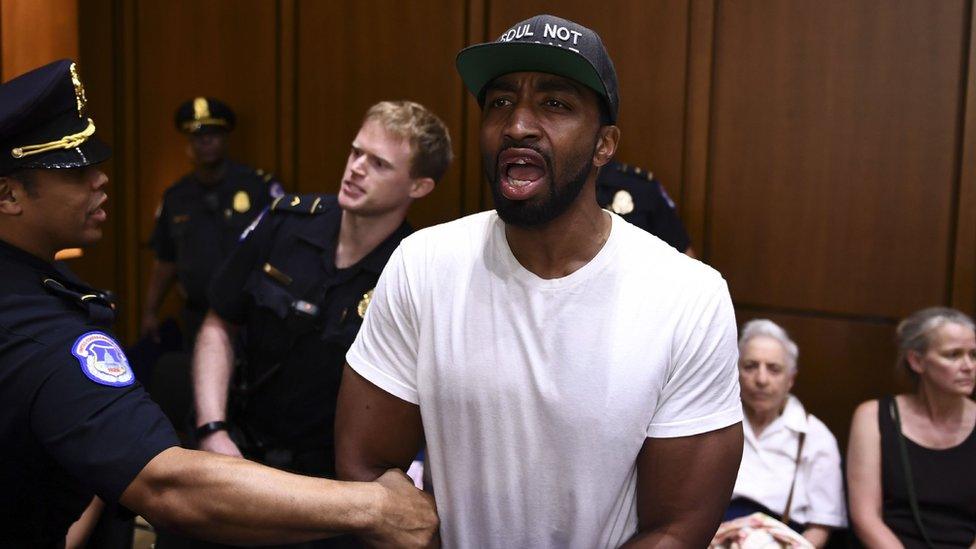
[499,23,583,50]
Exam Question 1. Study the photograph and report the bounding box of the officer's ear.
[593,125,620,169]
[409,177,435,200]
[0,177,25,216]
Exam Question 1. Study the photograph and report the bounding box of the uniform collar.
[0,238,99,296]
[295,203,412,274]
[360,221,412,273]
[0,237,60,275]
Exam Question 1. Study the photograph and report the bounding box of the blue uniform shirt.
[0,239,178,546]
[596,160,691,253]
[208,194,410,460]
[150,161,281,312]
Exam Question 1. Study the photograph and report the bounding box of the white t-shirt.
[347,211,742,548]
[733,395,848,528]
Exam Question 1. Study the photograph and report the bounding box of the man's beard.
[485,141,595,227]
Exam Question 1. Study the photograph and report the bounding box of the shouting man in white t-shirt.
[335,13,745,548]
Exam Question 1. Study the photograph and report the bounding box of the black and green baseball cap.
[456,14,619,123]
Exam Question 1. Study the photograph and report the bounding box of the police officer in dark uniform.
[192,101,451,548]
[596,159,695,256]
[0,60,437,548]
[143,97,282,350]
[206,193,411,477]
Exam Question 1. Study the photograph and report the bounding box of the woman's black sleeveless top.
[878,395,976,548]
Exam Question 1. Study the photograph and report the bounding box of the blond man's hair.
[363,101,453,182]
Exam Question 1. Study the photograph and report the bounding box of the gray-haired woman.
[848,307,976,548]
[713,319,846,548]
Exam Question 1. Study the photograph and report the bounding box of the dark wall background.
[2,0,975,445]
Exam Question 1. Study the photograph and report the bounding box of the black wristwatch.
[195,420,228,439]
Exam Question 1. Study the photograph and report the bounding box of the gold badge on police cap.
[69,63,88,117]
[610,190,635,215]
[233,191,251,213]
[357,289,374,318]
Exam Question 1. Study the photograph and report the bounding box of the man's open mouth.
[497,148,548,199]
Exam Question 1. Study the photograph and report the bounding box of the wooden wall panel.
[135,0,279,233]
[707,1,968,319]
[736,308,909,446]
[294,0,467,229]
[479,0,691,214]
[71,0,118,302]
[682,0,715,252]
[953,1,976,316]
[1,0,78,80]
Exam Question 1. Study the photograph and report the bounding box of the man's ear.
[409,177,436,200]
[593,125,621,168]
[0,178,24,216]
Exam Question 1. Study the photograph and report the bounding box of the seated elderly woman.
[713,319,847,548]
[847,307,976,547]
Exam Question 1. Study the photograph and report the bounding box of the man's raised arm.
[335,364,426,482]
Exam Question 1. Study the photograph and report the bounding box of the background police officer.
[191,101,451,546]
[0,60,437,547]
[596,159,696,257]
[143,97,283,350]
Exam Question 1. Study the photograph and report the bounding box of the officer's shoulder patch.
[270,193,328,215]
[71,331,134,387]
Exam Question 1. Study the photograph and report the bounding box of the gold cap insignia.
[233,191,251,213]
[193,97,211,121]
[69,63,87,117]
[357,289,375,318]
[610,190,635,215]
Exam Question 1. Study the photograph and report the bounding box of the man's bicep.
[334,364,424,482]
[632,423,743,547]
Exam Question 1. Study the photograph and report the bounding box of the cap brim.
[456,41,609,113]
[19,135,111,170]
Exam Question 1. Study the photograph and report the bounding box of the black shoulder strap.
[889,397,935,549]
[41,278,116,326]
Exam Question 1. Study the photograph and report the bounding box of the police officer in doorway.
[0,60,436,547]
[143,97,283,349]
[597,159,695,256]
[192,101,451,544]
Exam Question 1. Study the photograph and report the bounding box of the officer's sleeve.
[648,181,691,253]
[207,208,275,324]
[345,246,420,404]
[148,199,176,262]
[646,275,741,438]
[29,336,178,503]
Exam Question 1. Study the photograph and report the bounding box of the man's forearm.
[122,448,379,544]
[143,260,177,317]
[192,311,238,424]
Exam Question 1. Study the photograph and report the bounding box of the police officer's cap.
[175,97,236,135]
[0,59,111,176]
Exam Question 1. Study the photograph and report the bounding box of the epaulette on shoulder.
[615,162,655,182]
[270,193,328,214]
